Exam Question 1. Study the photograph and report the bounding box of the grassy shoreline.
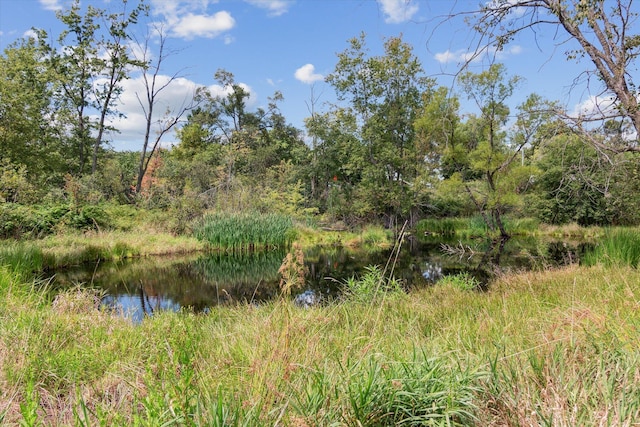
[1,225,639,425]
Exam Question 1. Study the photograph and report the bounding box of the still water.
[46,236,589,322]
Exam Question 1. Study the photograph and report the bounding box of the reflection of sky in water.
[47,238,585,321]
[422,262,443,282]
[102,294,181,323]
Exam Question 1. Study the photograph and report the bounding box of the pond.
[45,236,590,322]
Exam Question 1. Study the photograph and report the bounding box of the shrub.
[0,203,37,238]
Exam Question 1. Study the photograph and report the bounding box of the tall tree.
[45,0,144,175]
[451,64,536,237]
[48,0,102,175]
[326,33,432,226]
[0,38,64,184]
[133,23,196,194]
[466,0,640,151]
[91,0,146,174]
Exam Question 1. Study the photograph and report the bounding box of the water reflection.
[46,236,589,321]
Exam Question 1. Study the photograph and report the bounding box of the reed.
[582,227,640,268]
[0,241,45,278]
[193,212,295,251]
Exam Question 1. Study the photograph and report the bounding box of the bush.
[0,203,114,239]
[0,203,37,238]
[0,160,39,204]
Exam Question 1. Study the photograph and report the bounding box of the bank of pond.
[1,223,639,425]
[40,233,592,322]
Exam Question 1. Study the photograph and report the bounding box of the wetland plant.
[193,212,294,251]
[582,228,640,268]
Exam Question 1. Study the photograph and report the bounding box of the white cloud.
[105,74,201,150]
[170,11,236,40]
[434,49,476,64]
[244,0,293,17]
[377,0,419,24]
[39,0,63,11]
[571,95,617,118]
[23,29,39,40]
[149,1,236,41]
[294,64,324,84]
[434,45,523,64]
[206,82,258,108]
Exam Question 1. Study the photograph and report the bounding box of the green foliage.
[317,33,432,224]
[0,160,39,204]
[340,356,479,426]
[0,242,45,278]
[416,216,489,238]
[343,265,403,302]
[0,38,68,187]
[437,272,481,291]
[434,65,544,237]
[193,212,294,250]
[532,134,613,226]
[531,134,640,226]
[0,203,113,239]
[582,228,640,268]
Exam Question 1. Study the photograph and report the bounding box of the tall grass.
[1,235,639,425]
[417,216,541,238]
[0,241,46,279]
[417,216,490,238]
[342,265,403,302]
[582,227,640,267]
[37,231,204,268]
[193,212,295,251]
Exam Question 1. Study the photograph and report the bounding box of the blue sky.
[0,0,609,151]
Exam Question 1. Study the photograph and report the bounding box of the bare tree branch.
[132,22,199,195]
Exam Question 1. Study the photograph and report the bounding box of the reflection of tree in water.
[188,251,284,306]
[438,236,590,289]
[121,250,286,312]
[50,237,591,318]
[139,280,171,315]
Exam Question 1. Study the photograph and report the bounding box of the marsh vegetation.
[2,0,640,423]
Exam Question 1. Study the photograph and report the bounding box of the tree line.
[1,0,639,235]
